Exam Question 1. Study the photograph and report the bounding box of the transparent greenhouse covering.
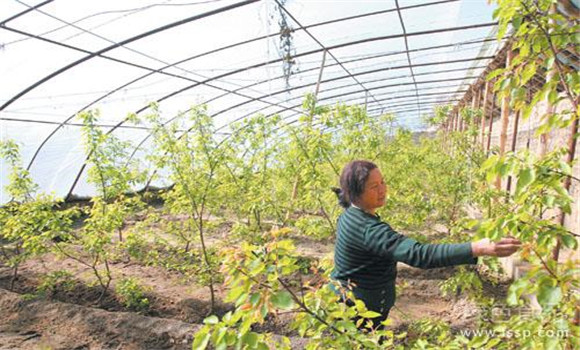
[0,0,504,203]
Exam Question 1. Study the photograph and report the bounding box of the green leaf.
[512,16,522,30]
[498,23,508,41]
[235,292,249,307]
[521,62,536,85]
[203,315,219,325]
[516,167,535,193]
[191,329,211,350]
[543,332,559,350]
[557,160,572,175]
[465,219,480,230]
[481,155,498,171]
[360,310,382,318]
[241,332,258,347]
[519,41,530,58]
[537,285,562,309]
[260,303,268,319]
[548,90,558,105]
[546,57,555,70]
[533,40,542,53]
[543,195,556,208]
[498,162,510,177]
[487,68,504,81]
[560,234,578,250]
[249,293,261,306]
[507,278,530,306]
[270,291,294,310]
[500,77,512,91]
[486,338,502,348]
[468,335,489,348]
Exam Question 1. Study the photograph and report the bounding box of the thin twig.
[234,263,367,346]
[547,169,580,184]
[530,246,560,282]
[522,1,579,110]
[277,276,368,345]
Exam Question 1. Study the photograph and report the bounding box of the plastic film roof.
[0,0,503,202]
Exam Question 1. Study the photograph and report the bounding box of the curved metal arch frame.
[0,0,54,25]
[207,61,490,121]
[124,55,490,181]
[125,71,478,190]
[201,37,500,121]
[365,98,462,115]
[272,0,383,109]
[3,2,499,199]
[120,55,489,192]
[0,0,261,111]
[18,0,266,173]
[275,86,473,123]
[260,90,466,144]
[236,99,450,163]
[19,0,475,175]
[208,77,475,135]
[211,55,493,133]
[165,88,468,168]
[63,21,497,197]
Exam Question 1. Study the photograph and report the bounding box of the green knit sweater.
[331,206,477,313]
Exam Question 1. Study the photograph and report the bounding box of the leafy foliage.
[0,140,79,289]
[115,277,151,311]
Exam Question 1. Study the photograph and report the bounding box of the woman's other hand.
[471,237,522,257]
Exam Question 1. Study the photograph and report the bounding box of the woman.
[330,160,521,326]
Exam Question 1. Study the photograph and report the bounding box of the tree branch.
[530,246,560,282]
[522,1,579,110]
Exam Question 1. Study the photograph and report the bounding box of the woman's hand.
[471,237,522,257]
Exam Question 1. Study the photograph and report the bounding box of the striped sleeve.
[363,220,407,258]
[363,221,478,268]
[391,239,478,268]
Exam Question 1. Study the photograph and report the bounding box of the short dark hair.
[332,160,378,209]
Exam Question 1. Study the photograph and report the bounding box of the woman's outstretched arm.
[364,221,521,268]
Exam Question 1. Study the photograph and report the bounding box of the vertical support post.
[526,90,532,150]
[459,106,464,132]
[480,81,490,149]
[474,86,482,134]
[475,86,482,109]
[314,50,327,99]
[510,110,521,153]
[496,50,513,190]
[540,5,557,157]
[364,90,369,114]
[506,110,521,194]
[445,113,451,146]
[553,29,578,265]
[287,52,327,224]
[452,110,456,131]
[471,87,480,143]
[471,90,477,130]
[486,91,496,154]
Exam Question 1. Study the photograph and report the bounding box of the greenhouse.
[0,0,578,349]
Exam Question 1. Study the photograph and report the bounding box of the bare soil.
[0,216,509,349]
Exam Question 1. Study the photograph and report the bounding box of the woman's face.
[357,168,387,213]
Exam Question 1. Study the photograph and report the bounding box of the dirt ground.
[0,219,509,349]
